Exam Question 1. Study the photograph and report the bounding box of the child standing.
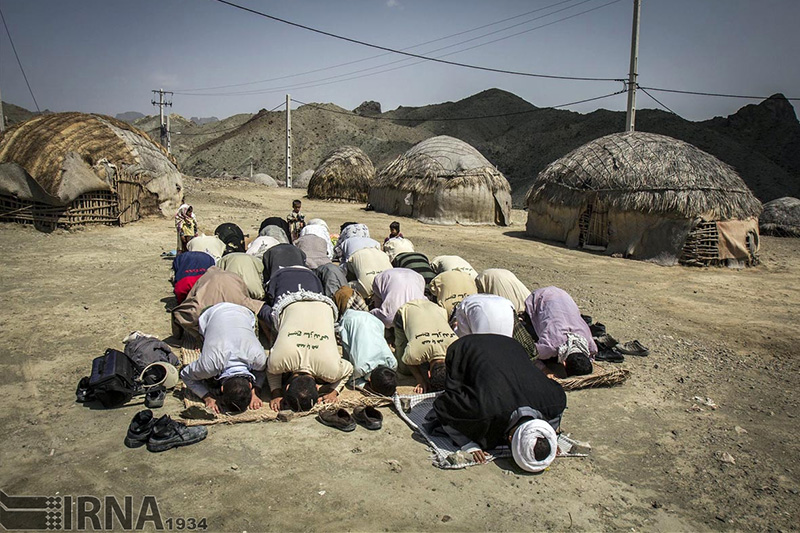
[287,199,306,241]
[384,221,403,243]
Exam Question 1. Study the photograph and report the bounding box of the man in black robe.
[430,334,567,472]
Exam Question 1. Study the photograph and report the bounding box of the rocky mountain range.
[4,89,798,205]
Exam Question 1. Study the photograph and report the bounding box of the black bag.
[87,349,137,408]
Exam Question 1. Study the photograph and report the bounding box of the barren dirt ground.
[0,180,798,532]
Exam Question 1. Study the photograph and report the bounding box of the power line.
[210,0,623,83]
[171,101,285,136]
[291,90,625,122]
[638,85,800,102]
[637,86,678,116]
[180,0,620,98]
[0,6,40,113]
[176,0,584,92]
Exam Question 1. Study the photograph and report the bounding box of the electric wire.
[172,101,285,135]
[638,85,800,102]
[0,6,40,112]
[210,0,623,83]
[637,85,678,115]
[176,0,584,92]
[179,0,621,97]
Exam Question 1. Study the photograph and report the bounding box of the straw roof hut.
[307,146,374,202]
[759,197,800,237]
[0,112,183,229]
[525,131,762,266]
[252,173,278,187]
[368,135,511,226]
[292,169,314,189]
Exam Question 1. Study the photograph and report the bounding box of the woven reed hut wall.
[0,112,183,227]
[368,135,511,226]
[759,197,800,237]
[525,131,762,266]
[307,146,374,202]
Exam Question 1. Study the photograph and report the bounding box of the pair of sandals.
[317,405,383,432]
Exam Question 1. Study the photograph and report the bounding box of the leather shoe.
[145,386,166,409]
[147,415,208,452]
[352,406,382,430]
[317,408,356,432]
[124,409,157,448]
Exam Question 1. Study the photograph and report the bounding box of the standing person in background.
[384,221,403,243]
[287,199,306,241]
[175,204,197,254]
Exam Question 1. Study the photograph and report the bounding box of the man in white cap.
[451,293,517,338]
[430,334,566,472]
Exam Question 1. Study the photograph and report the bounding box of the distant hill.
[7,90,798,204]
[115,111,145,123]
[172,88,800,203]
[190,116,219,126]
[1,102,40,127]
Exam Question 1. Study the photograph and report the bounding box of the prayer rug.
[552,363,630,391]
[392,393,589,470]
[179,385,391,426]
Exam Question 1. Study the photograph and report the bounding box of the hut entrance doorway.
[578,201,609,250]
[116,180,143,225]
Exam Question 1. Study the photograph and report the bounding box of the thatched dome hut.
[252,173,278,187]
[307,146,374,202]
[292,169,314,189]
[759,197,800,237]
[0,112,183,229]
[368,135,511,225]
[525,131,762,266]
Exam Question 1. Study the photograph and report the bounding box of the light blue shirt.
[338,310,396,386]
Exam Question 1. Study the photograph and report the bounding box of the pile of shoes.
[585,319,650,363]
[317,406,383,432]
[124,410,208,452]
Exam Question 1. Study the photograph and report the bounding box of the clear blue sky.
[1,0,798,121]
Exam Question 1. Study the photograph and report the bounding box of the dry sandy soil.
[0,180,798,532]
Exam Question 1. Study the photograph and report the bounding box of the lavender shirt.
[525,286,597,360]
[370,268,426,328]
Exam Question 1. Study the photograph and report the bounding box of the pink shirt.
[526,286,597,360]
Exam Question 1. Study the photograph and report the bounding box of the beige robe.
[430,255,478,280]
[346,247,393,299]
[267,301,352,392]
[217,253,266,300]
[186,235,227,263]
[475,268,531,314]
[429,270,478,317]
[395,299,457,366]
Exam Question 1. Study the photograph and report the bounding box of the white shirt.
[179,303,267,398]
[453,293,516,338]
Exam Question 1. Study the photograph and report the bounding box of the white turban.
[511,419,558,473]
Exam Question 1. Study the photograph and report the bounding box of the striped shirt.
[392,252,436,286]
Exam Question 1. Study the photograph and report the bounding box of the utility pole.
[625,0,642,133]
[286,93,292,188]
[0,84,5,132]
[151,88,173,149]
[166,114,172,154]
